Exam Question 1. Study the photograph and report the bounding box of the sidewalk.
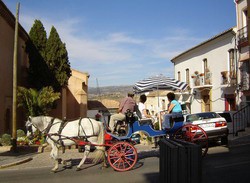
[228,127,250,147]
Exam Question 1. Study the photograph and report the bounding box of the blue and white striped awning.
[133,75,188,94]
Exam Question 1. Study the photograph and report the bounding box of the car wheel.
[221,136,228,145]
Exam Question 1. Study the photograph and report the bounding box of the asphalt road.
[202,143,250,183]
[0,156,160,183]
[1,143,250,183]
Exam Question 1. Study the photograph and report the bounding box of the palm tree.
[17,86,60,117]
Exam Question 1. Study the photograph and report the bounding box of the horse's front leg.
[102,150,108,169]
[50,143,60,172]
[76,145,90,170]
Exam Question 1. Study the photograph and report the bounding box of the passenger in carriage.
[162,92,183,130]
[137,94,155,127]
[138,94,152,119]
[109,92,136,134]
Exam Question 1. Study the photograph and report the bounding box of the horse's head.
[25,116,37,139]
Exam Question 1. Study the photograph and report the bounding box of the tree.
[26,20,52,90]
[46,26,71,91]
[29,20,47,58]
[17,86,60,117]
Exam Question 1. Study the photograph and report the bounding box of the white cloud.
[108,33,145,44]
[19,14,205,86]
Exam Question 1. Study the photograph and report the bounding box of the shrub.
[17,129,26,138]
[0,134,12,146]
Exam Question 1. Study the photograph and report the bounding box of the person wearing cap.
[109,92,136,134]
[162,92,183,130]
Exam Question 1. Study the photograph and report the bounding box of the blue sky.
[3,0,236,87]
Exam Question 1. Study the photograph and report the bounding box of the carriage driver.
[109,92,136,134]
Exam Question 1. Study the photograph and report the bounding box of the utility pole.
[12,2,20,152]
[96,78,101,100]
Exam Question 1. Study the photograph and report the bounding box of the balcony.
[191,70,212,88]
[240,63,250,91]
[238,26,248,47]
[221,71,237,86]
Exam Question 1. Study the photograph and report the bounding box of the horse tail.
[93,120,105,164]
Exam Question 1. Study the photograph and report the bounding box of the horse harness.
[42,118,97,150]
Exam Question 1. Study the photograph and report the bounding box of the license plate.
[199,123,215,128]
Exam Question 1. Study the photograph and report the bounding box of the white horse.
[26,116,105,172]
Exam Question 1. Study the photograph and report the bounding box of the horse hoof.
[76,167,81,171]
[100,166,107,170]
[51,169,58,173]
[58,158,62,164]
[62,160,67,166]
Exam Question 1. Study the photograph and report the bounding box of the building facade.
[0,1,29,134]
[50,69,89,119]
[235,0,250,107]
[171,28,237,114]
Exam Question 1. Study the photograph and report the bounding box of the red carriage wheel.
[107,141,138,172]
[173,124,209,157]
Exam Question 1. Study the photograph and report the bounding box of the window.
[186,69,190,85]
[203,58,207,77]
[242,9,248,28]
[229,49,236,78]
[178,71,181,81]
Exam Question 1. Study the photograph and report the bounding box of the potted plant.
[204,68,211,85]
[192,71,200,86]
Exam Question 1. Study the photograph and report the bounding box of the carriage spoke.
[124,159,132,167]
[113,157,122,166]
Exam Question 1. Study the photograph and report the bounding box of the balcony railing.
[238,26,248,46]
[191,71,212,88]
[221,71,237,86]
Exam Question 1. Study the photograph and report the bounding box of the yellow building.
[50,69,89,119]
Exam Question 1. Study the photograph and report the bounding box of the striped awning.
[133,75,188,94]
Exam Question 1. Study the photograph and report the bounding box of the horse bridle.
[26,122,34,134]
[26,117,56,135]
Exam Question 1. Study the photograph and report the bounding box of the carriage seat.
[139,118,154,126]
[169,114,184,123]
[134,107,154,126]
[168,114,184,129]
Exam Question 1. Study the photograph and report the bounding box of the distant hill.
[88,85,134,100]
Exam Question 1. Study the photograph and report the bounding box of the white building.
[171,27,237,114]
[235,0,250,106]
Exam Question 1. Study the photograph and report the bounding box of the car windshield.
[186,112,220,122]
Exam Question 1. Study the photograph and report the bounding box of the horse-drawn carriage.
[26,111,208,172]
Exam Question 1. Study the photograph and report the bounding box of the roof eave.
[170,27,237,63]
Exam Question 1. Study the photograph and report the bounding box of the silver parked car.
[185,112,229,145]
[216,111,236,134]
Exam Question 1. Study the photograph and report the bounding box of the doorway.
[201,90,210,112]
[225,94,236,111]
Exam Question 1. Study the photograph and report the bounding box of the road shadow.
[0,145,39,157]
[144,172,160,183]
[54,157,105,173]
[138,149,160,159]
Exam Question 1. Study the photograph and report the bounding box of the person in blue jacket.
[162,92,183,130]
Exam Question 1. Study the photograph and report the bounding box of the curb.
[0,157,33,169]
